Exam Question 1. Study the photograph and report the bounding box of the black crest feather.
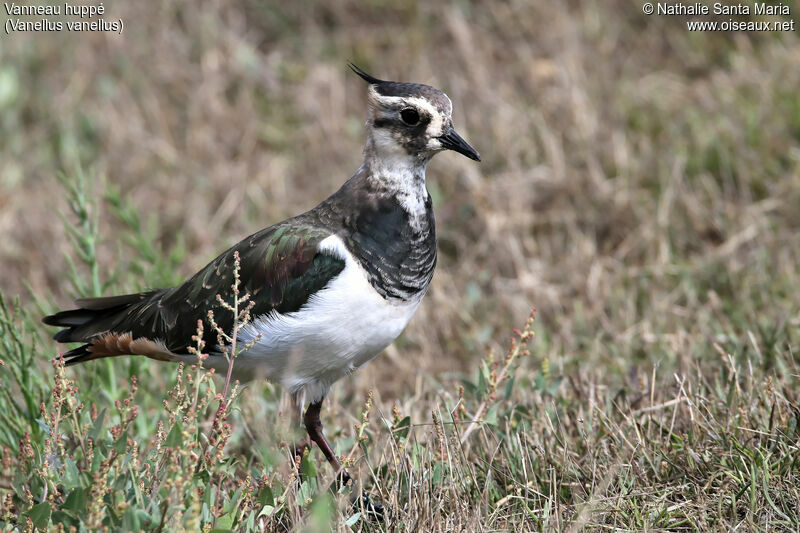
[348,62,384,85]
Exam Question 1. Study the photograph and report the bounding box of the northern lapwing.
[43,64,481,483]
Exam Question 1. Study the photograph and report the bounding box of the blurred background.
[1,0,799,397]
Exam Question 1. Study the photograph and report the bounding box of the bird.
[43,63,481,484]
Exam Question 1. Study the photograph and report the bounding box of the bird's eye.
[400,108,420,126]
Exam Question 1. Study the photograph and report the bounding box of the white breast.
[220,234,424,406]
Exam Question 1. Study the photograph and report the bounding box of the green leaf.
[297,480,313,507]
[12,471,28,500]
[257,485,274,507]
[26,502,51,530]
[301,450,317,479]
[212,512,233,530]
[477,361,490,399]
[461,378,478,399]
[63,488,88,513]
[307,493,334,531]
[195,467,211,484]
[257,505,275,518]
[485,403,500,427]
[394,416,411,440]
[504,376,516,399]
[345,512,361,527]
[121,507,141,531]
[91,446,106,471]
[51,510,78,528]
[432,462,443,484]
[113,433,128,454]
[224,487,243,515]
[534,372,545,392]
[63,458,81,490]
[135,509,154,528]
[35,418,51,435]
[165,422,183,447]
[90,408,107,441]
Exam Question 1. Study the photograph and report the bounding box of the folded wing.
[43,223,345,365]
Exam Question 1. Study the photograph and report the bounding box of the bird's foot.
[333,468,353,491]
[351,490,386,522]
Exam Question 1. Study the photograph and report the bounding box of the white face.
[366,86,454,158]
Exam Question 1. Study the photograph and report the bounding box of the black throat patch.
[344,193,437,301]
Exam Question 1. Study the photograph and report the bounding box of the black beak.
[439,128,481,162]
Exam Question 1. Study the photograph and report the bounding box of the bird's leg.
[304,399,352,487]
[303,399,385,521]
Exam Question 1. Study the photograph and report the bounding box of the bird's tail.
[42,291,174,365]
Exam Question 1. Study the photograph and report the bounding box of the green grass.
[1,173,799,531]
[2,0,800,530]
[2,250,799,530]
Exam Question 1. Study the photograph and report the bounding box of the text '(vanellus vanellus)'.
[43,63,481,485]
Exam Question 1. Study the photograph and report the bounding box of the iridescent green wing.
[158,223,344,352]
[52,223,345,354]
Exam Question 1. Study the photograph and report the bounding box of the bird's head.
[350,63,481,166]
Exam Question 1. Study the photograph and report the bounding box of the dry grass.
[1,0,799,530]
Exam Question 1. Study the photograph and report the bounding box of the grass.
[1,0,800,530]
